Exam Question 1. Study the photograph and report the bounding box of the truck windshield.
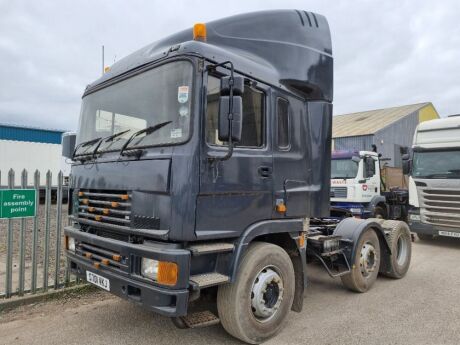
[412,150,460,179]
[331,159,359,179]
[75,60,193,156]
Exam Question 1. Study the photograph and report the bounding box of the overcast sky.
[1,0,459,131]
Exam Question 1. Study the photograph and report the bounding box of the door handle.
[258,166,272,178]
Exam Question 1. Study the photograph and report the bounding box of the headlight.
[141,258,178,286]
[65,236,76,252]
[141,258,159,280]
[350,208,362,214]
[409,214,421,221]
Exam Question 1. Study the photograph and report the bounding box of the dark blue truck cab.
[63,10,412,344]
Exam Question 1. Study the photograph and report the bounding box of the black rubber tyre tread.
[217,242,295,344]
[373,206,387,219]
[340,229,381,293]
[418,233,434,241]
[380,220,412,279]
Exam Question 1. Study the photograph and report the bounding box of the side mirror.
[402,154,411,175]
[218,96,243,142]
[62,132,77,159]
[351,156,361,163]
[220,76,244,96]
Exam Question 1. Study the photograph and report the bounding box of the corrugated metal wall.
[373,111,419,168]
[333,135,374,152]
[333,109,421,168]
[0,125,64,144]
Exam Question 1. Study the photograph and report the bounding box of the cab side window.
[364,157,376,178]
[277,98,290,149]
[206,75,264,147]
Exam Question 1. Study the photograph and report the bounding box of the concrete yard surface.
[1,238,459,345]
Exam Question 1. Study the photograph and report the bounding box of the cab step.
[180,311,220,328]
[190,272,230,288]
[188,242,234,256]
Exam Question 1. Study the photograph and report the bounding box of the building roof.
[0,123,68,145]
[333,102,431,138]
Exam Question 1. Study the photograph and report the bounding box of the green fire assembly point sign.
[0,189,36,219]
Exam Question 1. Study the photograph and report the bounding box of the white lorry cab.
[404,116,460,240]
[331,150,408,220]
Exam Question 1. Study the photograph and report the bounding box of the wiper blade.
[92,129,131,157]
[72,137,102,159]
[119,121,172,157]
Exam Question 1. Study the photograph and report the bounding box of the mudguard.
[333,217,391,263]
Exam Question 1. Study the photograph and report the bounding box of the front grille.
[77,190,132,230]
[76,241,128,271]
[330,187,347,198]
[421,188,460,229]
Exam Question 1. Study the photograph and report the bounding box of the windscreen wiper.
[72,137,102,159]
[119,121,172,157]
[92,129,131,158]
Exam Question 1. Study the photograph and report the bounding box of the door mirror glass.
[402,155,411,175]
[62,132,76,159]
[218,95,243,142]
[220,76,244,96]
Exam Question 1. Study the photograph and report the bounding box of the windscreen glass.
[412,150,460,179]
[331,158,359,179]
[75,61,193,156]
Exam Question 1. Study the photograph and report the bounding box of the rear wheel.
[380,220,412,279]
[217,242,295,344]
[341,229,381,292]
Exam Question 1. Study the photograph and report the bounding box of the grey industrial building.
[332,102,440,167]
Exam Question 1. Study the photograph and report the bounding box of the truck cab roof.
[85,10,333,101]
[414,116,460,148]
[331,150,378,159]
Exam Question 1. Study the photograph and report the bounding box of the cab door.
[195,73,273,239]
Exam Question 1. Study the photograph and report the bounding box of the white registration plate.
[86,271,110,291]
[439,231,460,238]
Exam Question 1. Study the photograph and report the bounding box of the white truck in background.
[331,150,408,220]
[0,132,72,201]
[404,116,460,240]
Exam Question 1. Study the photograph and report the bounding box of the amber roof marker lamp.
[193,23,207,41]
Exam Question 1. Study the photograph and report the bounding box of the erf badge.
[178,86,189,103]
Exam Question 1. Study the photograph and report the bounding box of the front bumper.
[65,226,191,317]
[408,209,460,236]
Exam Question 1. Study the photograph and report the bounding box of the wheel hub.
[359,243,377,276]
[251,267,284,321]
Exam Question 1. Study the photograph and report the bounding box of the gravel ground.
[0,203,69,295]
[0,237,459,345]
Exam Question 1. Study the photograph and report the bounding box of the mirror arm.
[207,60,237,163]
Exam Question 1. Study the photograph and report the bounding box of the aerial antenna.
[101,45,105,75]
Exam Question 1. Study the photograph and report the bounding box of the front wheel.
[217,242,295,344]
[373,206,387,219]
[341,229,381,292]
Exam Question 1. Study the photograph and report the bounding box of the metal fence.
[0,169,75,299]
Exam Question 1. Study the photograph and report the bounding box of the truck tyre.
[418,233,434,241]
[373,206,386,219]
[217,242,295,344]
[380,220,411,279]
[341,229,380,293]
